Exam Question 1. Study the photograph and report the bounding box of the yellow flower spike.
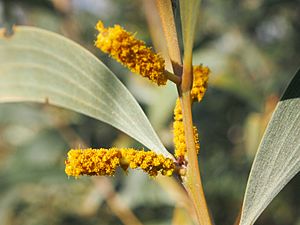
[65,148,122,177]
[191,65,210,102]
[171,64,209,159]
[173,99,200,158]
[162,158,176,176]
[173,120,186,158]
[174,98,183,121]
[173,120,200,158]
[95,21,167,85]
[65,148,175,178]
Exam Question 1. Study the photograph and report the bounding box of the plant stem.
[181,92,212,225]
[155,0,182,76]
[180,56,212,225]
[164,70,181,85]
[156,1,212,224]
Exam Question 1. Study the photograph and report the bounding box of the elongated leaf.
[0,26,173,158]
[240,69,300,225]
[180,0,200,59]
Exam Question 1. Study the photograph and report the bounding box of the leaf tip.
[280,68,300,101]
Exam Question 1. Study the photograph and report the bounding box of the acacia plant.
[0,1,299,225]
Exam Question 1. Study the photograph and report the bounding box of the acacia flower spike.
[173,99,200,158]
[65,148,175,178]
[172,65,210,158]
[191,65,210,102]
[95,21,169,85]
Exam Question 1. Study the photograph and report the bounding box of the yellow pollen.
[191,65,210,102]
[173,120,200,158]
[95,21,167,85]
[65,148,122,177]
[65,148,175,178]
[173,98,183,121]
[173,99,200,158]
[172,63,208,159]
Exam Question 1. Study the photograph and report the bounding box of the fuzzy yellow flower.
[68,21,211,179]
[65,148,175,178]
[95,21,167,85]
[65,148,122,177]
[191,65,210,102]
[172,65,209,158]
[173,99,200,158]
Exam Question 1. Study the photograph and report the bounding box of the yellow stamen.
[173,98,183,121]
[95,21,167,85]
[173,99,200,158]
[191,65,210,102]
[172,65,210,158]
[65,148,175,178]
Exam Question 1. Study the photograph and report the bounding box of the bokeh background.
[0,0,299,225]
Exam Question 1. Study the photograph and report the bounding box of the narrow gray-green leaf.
[0,26,173,158]
[240,69,300,225]
[180,0,200,59]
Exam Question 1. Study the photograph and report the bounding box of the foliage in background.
[0,0,299,225]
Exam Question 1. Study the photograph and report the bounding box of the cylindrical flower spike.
[65,148,175,178]
[95,21,167,85]
[172,63,210,158]
[65,148,122,177]
[191,65,210,102]
[173,99,200,158]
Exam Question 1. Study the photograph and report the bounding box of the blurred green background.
[0,0,299,225]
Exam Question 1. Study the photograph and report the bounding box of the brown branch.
[155,0,182,76]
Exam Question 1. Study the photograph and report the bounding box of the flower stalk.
[155,0,182,76]
[181,91,212,225]
[164,70,181,85]
[157,1,213,224]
